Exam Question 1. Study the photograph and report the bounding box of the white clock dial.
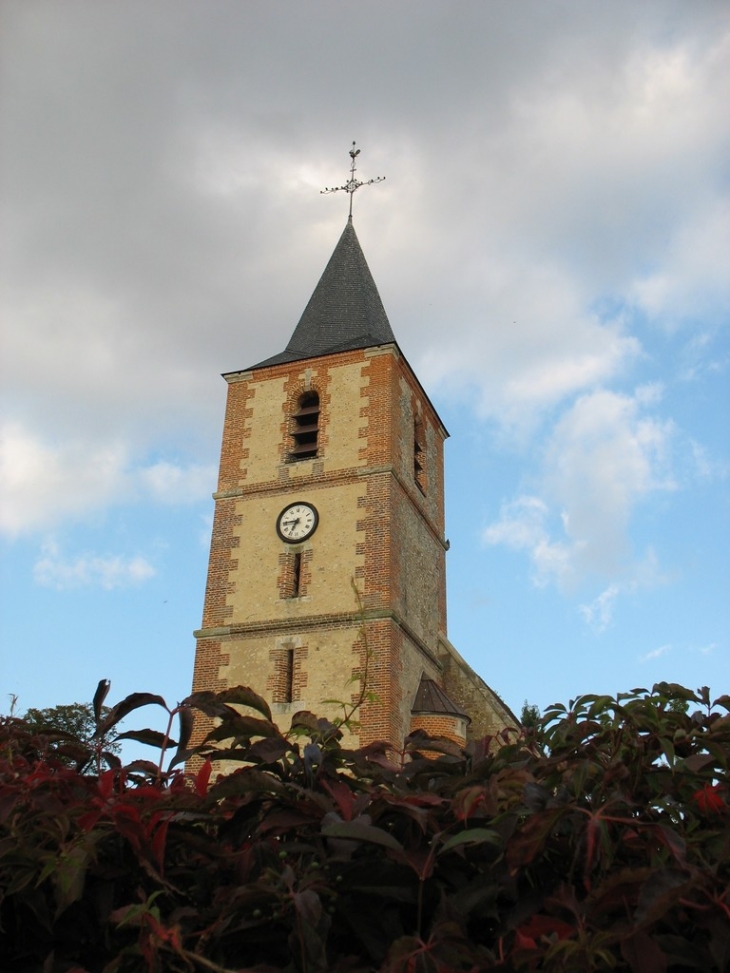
[276,502,319,543]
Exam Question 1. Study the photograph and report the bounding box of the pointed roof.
[412,676,471,723]
[244,220,396,371]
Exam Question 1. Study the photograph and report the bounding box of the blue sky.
[1,1,728,742]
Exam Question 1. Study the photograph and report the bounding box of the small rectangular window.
[284,648,295,703]
[292,551,302,597]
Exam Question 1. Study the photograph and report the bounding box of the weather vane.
[321,142,385,220]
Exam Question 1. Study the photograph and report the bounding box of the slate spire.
[247,220,396,370]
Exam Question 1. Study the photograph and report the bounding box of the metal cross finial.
[320,141,385,220]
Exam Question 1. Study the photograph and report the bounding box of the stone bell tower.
[191,152,515,748]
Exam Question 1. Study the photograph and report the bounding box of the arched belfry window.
[289,391,320,460]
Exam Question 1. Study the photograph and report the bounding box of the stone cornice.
[212,465,447,549]
[195,607,443,670]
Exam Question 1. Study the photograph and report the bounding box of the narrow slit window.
[290,392,320,460]
[284,648,295,703]
[414,416,426,493]
[292,551,302,597]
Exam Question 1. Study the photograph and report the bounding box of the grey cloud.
[1,1,728,533]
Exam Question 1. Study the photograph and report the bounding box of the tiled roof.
[412,676,470,722]
[244,219,396,371]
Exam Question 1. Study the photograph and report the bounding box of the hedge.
[1,682,728,972]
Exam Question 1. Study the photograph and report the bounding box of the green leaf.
[183,686,274,724]
[176,707,194,750]
[439,828,503,854]
[656,824,686,862]
[53,844,90,918]
[213,685,273,722]
[682,754,715,773]
[635,867,690,925]
[247,735,292,764]
[658,736,676,765]
[115,728,177,749]
[202,713,280,742]
[208,767,288,799]
[652,683,701,704]
[322,820,404,852]
[96,693,169,735]
[93,679,111,725]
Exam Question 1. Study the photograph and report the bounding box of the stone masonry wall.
[190,342,514,755]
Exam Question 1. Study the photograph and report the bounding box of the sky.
[1,1,728,743]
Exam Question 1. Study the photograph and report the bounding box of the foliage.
[23,699,121,762]
[519,700,540,729]
[1,681,728,972]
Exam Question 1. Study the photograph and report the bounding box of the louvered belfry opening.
[290,391,320,460]
[414,416,425,492]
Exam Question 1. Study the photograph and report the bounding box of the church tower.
[191,159,515,748]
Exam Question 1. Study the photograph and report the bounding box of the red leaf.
[693,783,725,814]
[195,757,212,796]
[321,777,358,820]
[514,929,537,950]
[151,818,170,873]
[452,785,489,821]
[621,930,668,973]
[98,768,115,800]
[78,810,103,831]
[518,914,574,942]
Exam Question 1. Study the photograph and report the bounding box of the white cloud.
[413,29,730,446]
[578,585,621,632]
[637,641,719,663]
[139,461,216,504]
[33,540,155,591]
[0,3,727,586]
[199,511,214,549]
[0,422,216,536]
[639,645,672,662]
[543,388,676,577]
[679,331,729,384]
[418,258,641,433]
[628,199,730,329]
[484,496,573,589]
[485,388,677,599]
[579,549,670,631]
[639,644,672,663]
[697,642,717,656]
[0,422,129,535]
[688,439,728,482]
[2,4,728,464]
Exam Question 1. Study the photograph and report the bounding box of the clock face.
[276,502,319,543]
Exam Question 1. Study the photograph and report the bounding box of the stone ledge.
[195,608,442,669]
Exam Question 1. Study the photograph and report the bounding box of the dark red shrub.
[1,682,728,972]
